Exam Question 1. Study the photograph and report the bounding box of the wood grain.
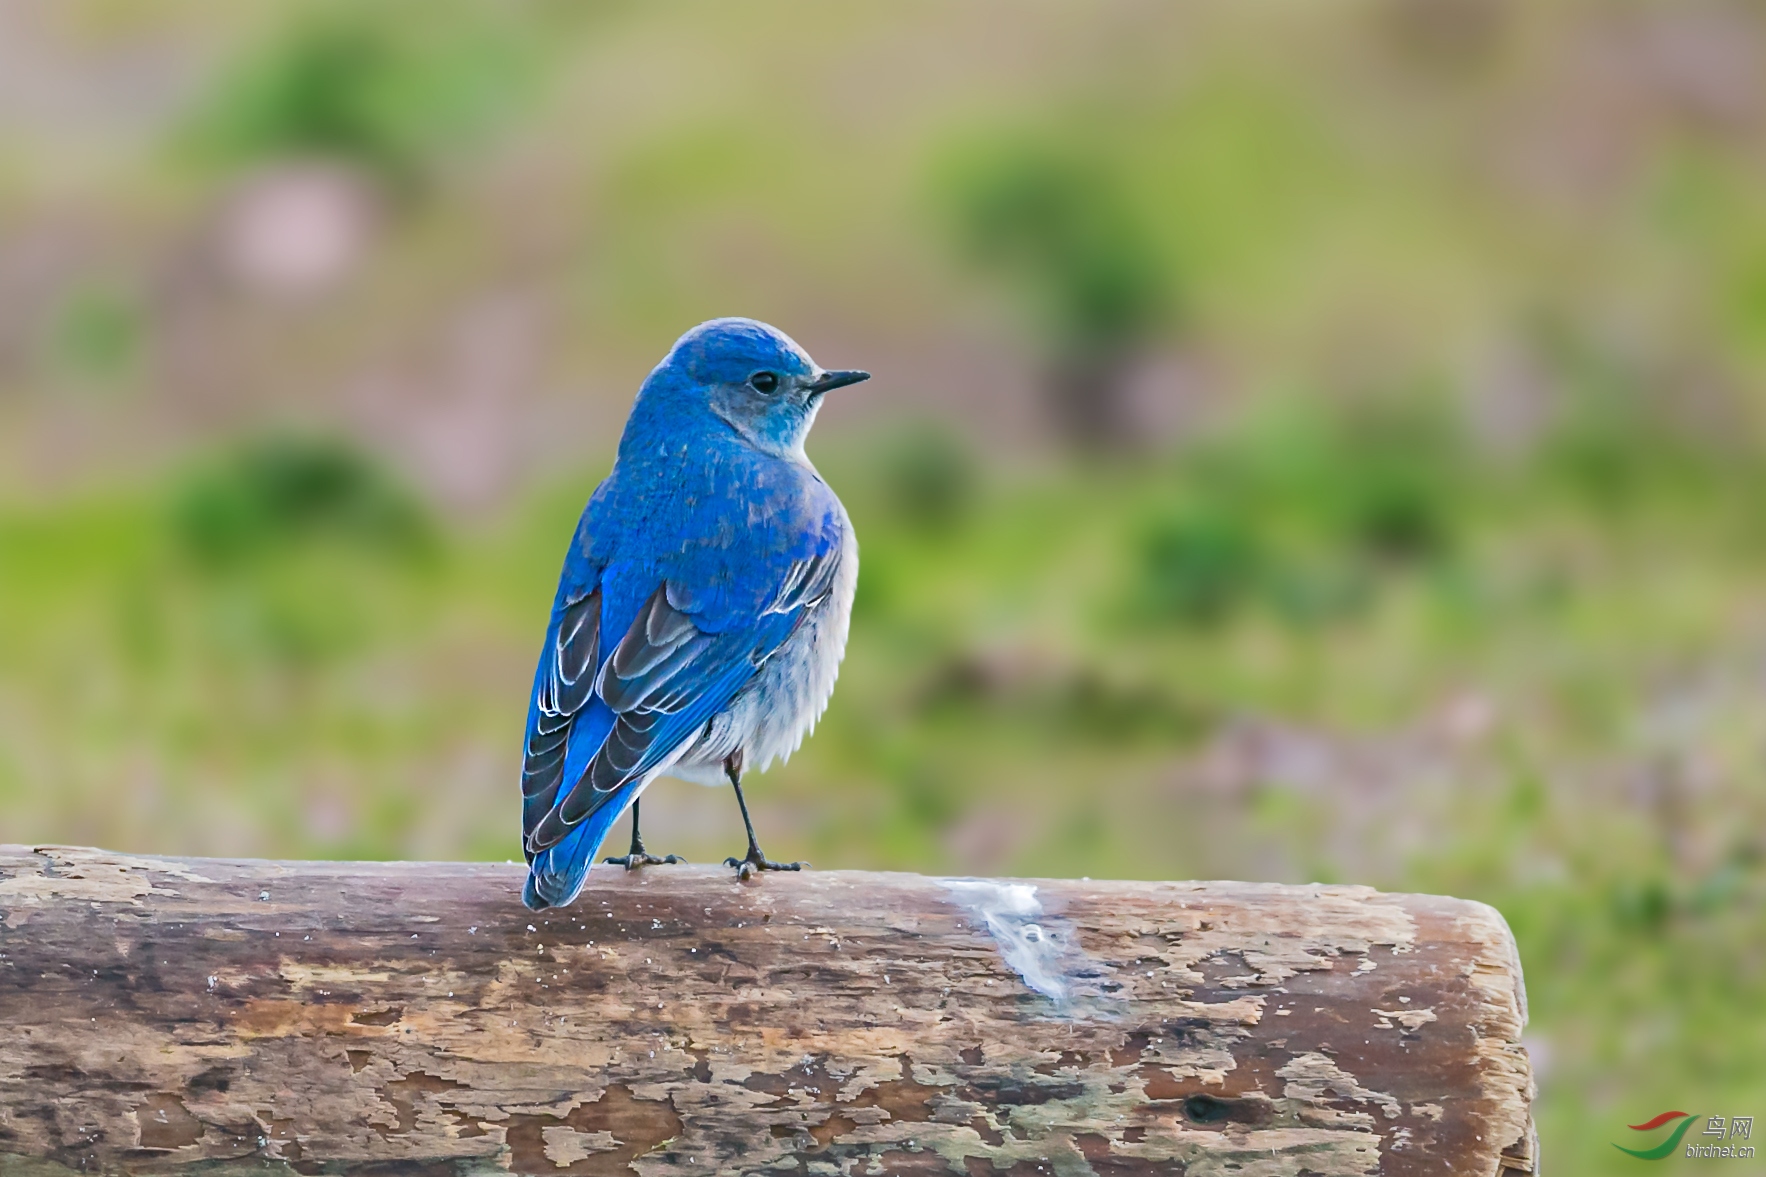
[0,845,1536,1175]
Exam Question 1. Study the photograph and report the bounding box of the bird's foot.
[604,852,686,871]
[723,850,806,881]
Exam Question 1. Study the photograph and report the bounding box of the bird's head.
[640,318,869,458]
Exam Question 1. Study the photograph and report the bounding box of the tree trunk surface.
[0,845,1536,1176]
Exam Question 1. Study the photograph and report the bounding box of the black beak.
[806,369,871,395]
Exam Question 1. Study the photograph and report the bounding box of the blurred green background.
[2,0,1764,1169]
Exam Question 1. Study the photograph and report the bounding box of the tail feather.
[521,781,641,910]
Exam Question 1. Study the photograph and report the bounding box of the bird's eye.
[750,371,779,394]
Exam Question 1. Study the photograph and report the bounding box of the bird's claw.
[724,853,806,881]
[604,852,686,871]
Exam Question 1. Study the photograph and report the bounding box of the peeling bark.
[0,846,1536,1175]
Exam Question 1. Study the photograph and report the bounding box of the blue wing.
[519,510,842,907]
[518,586,602,838]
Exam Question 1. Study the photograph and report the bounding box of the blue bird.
[519,318,868,910]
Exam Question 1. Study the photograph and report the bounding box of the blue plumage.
[519,318,867,909]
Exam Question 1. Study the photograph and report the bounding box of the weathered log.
[0,845,1535,1176]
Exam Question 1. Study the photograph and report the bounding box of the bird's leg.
[722,750,804,880]
[603,798,685,870]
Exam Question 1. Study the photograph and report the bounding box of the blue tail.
[521,781,641,910]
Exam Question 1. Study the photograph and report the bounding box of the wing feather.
[763,549,840,615]
[520,589,600,814]
[523,578,817,855]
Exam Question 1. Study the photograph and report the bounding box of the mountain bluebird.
[519,317,868,910]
